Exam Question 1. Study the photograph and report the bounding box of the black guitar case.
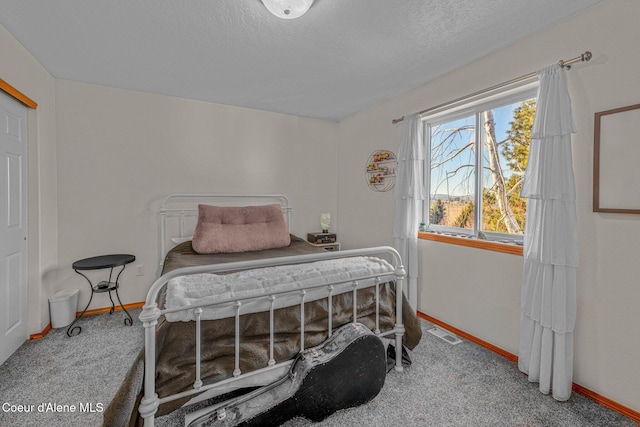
[185,322,387,427]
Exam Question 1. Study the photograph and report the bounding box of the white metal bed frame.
[139,194,406,426]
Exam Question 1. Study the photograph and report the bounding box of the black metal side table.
[68,254,135,337]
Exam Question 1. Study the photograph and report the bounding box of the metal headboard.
[158,194,292,268]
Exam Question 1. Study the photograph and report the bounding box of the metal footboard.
[138,246,406,426]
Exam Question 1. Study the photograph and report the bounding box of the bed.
[103,194,421,427]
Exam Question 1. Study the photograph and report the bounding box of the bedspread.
[165,256,396,321]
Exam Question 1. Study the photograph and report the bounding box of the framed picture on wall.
[593,103,640,213]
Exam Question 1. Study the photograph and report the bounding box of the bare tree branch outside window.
[428,99,535,235]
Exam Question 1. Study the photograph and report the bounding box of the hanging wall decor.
[365,149,397,192]
[593,103,640,213]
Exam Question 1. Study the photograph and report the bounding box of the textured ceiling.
[0,0,603,121]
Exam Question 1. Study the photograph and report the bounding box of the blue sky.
[429,101,524,198]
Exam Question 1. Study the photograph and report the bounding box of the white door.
[0,93,28,366]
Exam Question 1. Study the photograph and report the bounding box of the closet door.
[0,92,28,366]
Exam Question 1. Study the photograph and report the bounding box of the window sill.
[418,231,523,256]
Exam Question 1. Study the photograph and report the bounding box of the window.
[424,86,537,243]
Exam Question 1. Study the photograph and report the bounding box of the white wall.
[0,24,58,335]
[54,80,339,309]
[337,0,639,413]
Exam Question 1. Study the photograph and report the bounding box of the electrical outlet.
[136,264,144,276]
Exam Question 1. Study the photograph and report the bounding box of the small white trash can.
[49,289,79,328]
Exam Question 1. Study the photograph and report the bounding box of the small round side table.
[68,254,135,337]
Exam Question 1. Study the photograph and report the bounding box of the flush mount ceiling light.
[261,0,314,19]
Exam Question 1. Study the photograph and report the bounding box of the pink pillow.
[192,204,291,254]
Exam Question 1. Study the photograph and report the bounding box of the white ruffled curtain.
[518,64,579,401]
[394,113,425,310]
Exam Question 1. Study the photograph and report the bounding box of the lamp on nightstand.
[320,212,331,233]
[308,213,338,250]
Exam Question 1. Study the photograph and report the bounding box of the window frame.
[421,83,538,245]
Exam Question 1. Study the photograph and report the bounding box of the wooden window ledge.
[418,231,523,256]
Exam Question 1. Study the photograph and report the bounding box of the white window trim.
[421,81,538,245]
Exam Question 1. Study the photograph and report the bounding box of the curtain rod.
[391,51,592,125]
